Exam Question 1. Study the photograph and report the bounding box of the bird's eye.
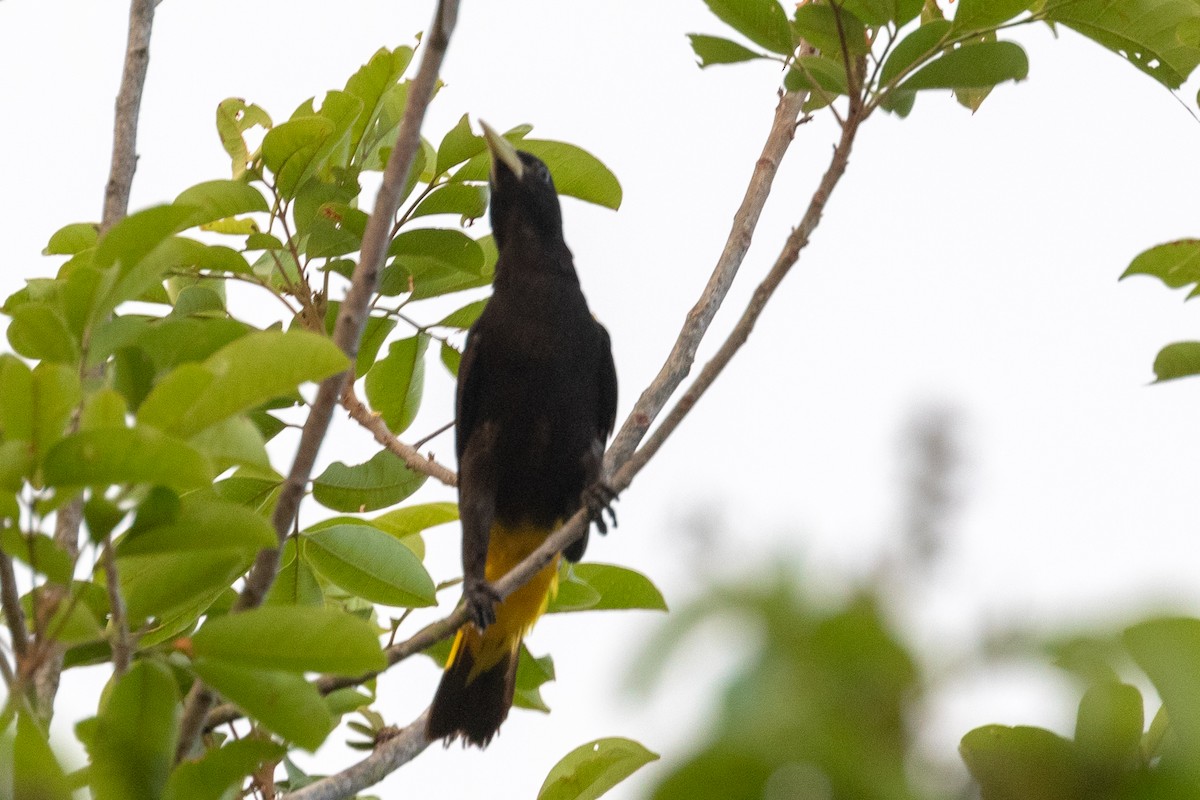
[539,165,551,183]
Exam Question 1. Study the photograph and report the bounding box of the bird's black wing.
[454,326,486,463]
[596,320,618,441]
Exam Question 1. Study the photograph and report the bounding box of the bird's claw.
[464,580,500,630]
[582,481,619,535]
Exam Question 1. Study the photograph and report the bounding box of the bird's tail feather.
[427,522,560,746]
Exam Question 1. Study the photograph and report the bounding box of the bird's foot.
[582,481,619,535]
[464,579,500,630]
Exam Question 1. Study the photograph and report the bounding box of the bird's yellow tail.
[427,522,559,746]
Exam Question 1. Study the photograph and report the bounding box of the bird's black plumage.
[427,126,617,747]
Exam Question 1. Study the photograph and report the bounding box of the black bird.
[426,122,618,747]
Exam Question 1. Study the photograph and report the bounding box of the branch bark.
[605,88,809,468]
[175,0,462,762]
[342,384,457,486]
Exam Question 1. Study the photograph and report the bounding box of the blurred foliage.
[636,570,924,800]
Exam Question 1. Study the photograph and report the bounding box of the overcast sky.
[4,0,1200,796]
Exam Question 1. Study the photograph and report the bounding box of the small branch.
[342,384,458,487]
[604,88,809,470]
[633,104,867,475]
[175,0,461,763]
[0,549,28,664]
[278,712,432,800]
[411,419,454,451]
[100,538,132,676]
[102,0,156,230]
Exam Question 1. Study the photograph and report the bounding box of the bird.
[425,121,618,747]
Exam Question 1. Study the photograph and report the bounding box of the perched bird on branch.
[426,122,618,747]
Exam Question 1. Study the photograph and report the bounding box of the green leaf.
[193,605,386,674]
[215,98,272,179]
[371,501,459,537]
[953,0,1034,31]
[44,222,100,256]
[1152,342,1200,381]
[0,354,33,441]
[2,528,72,584]
[514,646,556,712]
[305,523,436,606]
[1074,682,1143,768]
[385,229,488,299]
[436,298,488,330]
[1121,239,1200,290]
[840,0,897,25]
[702,0,793,54]
[344,46,414,164]
[81,388,129,430]
[687,34,768,66]
[364,334,430,434]
[14,711,73,800]
[43,426,212,491]
[164,739,286,800]
[441,341,462,376]
[411,182,488,222]
[880,20,952,85]
[900,40,1028,91]
[188,414,271,473]
[118,549,250,622]
[437,113,486,174]
[537,737,660,800]
[312,448,427,512]
[138,329,347,438]
[192,660,333,751]
[455,139,623,210]
[261,116,336,197]
[547,563,668,614]
[174,180,269,228]
[31,363,81,462]
[546,568,603,613]
[7,302,80,363]
[354,315,398,378]
[785,56,850,94]
[1043,0,1200,88]
[117,495,276,556]
[791,4,869,58]
[266,543,324,607]
[86,661,180,800]
[94,204,194,272]
[1125,618,1200,762]
[959,725,1082,800]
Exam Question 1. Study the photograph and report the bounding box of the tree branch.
[175,0,462,763]
[279,713,432,800]
[605,88,809,469]
[341,384,457,487]
[100,538,131,676]
[31,0,157,725]
[631,105,866,474]
[0,549,28,665]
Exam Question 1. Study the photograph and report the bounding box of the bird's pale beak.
[480,120,525,181]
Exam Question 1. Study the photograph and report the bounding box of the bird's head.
[480,121,564,251]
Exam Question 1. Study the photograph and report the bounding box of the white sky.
[4,0,1200,797]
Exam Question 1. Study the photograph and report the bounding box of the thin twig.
[342,384,458,487]
[100,538,131,676]
[174,0,461,763]
[411,419,454,451]
[0,549,28,664]
[632,108,866,477]
[604,88,809,470]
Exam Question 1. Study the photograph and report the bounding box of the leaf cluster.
[0,41,656,800]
